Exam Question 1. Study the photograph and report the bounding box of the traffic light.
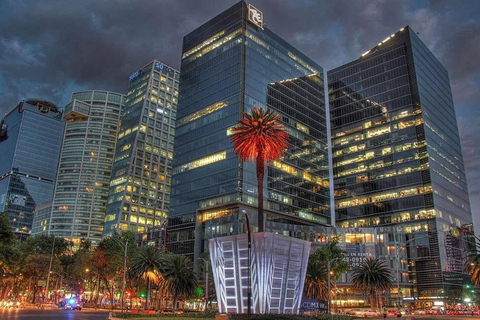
[201,296,206,301]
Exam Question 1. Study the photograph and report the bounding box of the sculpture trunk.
[256,147,265,232]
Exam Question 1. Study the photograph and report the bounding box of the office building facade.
[103,61,179,236]
[45,91,125,245]
[328,26,474,302]
[0,99,64,240]
[169,1,330,258]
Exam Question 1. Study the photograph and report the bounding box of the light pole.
[45,235,55,302]
[199,258,209,311]
[113,236,128,313]
[327,258,340,319]
[327,260,332,317]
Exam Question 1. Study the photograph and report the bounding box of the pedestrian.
[382,306,388,318]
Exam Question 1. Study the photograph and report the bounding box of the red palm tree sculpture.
[231,107,289,232]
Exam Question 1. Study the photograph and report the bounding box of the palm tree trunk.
[256,148,265,232]
[145,278,151,309]
[370,288,376,311]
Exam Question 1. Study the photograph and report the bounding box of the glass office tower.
[103,60,179,236]
[328,26,474,302]
[169,2,329,258]
[45,91,125,245]
[0,100,64,240]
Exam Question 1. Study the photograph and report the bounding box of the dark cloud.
[0,0,479,229]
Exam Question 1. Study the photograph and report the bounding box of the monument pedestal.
[209,232,311,314]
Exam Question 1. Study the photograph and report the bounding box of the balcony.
[63,100,90,121]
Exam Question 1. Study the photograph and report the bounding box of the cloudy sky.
[1,0,479,232]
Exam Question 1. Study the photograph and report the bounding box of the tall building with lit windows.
[103,60,179,236]
[0,99,64,241]
[328,26,474,302]
[43,91,125,245]
[168,1,330,258]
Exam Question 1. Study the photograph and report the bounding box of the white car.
[355,310,380,317]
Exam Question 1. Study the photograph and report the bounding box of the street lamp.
[199,258,209,311]
[112,236,128,313]
[45,235,55,302]
[327,258,341,319]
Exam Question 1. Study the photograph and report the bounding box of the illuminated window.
[182,29,242,62]
[226,126,236,136]
[174,151,227,173]
[296,123,309,134]
[110,177,127,187]
[182,30,226,59]
[177,102,227,126]
[121,144,131,152]
[114,185,125,193]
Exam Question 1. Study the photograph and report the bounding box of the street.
[4,310,480,320]
[0,309,109,320]
[373,317,480,320]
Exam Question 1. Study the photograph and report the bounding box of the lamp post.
[199,258,209,311]
[112,237,128,313]
[45,235,55,302]
[327,260,332,317]
[327,259,340,320]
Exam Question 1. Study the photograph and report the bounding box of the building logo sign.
[155,62,164,71]
[300,299,328,312]
[128,70,140,82]
[248,4,263,29]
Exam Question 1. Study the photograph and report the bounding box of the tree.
[21,235,71,256]
[0,211,15,245]
[351,258,392,311]
[129,245,163,309]
[304,240,350,301]
[231,108,289,232]
[465,237,480,286]
[161,253,197,310]
[304,253,328,300]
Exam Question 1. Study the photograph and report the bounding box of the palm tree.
[304,253,328,300]
[465,238,480,286]
[129,245,163,309]
[231,107,289,232]
[305,240,350,301]
[351,258,392,311]
[160,253,197,310]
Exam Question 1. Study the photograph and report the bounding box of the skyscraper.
[169,2,330,258]
[328,26,474,300]
[0,99,64,240]
[44,91,125,245]
[103,60,179,236]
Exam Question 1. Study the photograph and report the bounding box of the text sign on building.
[300,299,328,312]
[248,4,263,29]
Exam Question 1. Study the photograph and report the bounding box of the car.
[361,310,381,317]
[414,308,426,315]
[63,298,82,311]
[64,303,82,311]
